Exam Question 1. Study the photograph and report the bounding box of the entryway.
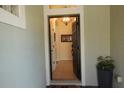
[43,5,85,86]
[48,15,81,82]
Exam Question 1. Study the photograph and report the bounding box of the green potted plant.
[96,56,115,88]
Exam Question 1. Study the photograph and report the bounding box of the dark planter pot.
[97,69,113,88]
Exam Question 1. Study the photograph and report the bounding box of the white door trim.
[43,5,86,86]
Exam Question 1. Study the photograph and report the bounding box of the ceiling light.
[62,17,71,25]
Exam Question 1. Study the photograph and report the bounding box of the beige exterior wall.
[84,5,110,86]
[0,6,46,88]
[110,6,124,88]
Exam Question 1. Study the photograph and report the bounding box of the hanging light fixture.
[62,17,71,25]
[62,17,76,26]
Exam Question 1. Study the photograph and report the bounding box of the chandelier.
[62,17,76,26]
[62,17,70,25]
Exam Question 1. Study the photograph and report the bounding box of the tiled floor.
[52,60,78,80]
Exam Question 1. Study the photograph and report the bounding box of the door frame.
[43,6,86,86]
[48,15,81,80]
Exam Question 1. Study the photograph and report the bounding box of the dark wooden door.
[72,16,81,80]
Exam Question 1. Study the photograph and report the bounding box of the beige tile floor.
[52,60,78,80]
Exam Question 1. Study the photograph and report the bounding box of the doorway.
[48,15,81,82]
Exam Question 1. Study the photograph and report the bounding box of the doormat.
[47,85,82,88]
[47,85,98,88]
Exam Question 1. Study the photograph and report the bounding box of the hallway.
[52,60,78,80]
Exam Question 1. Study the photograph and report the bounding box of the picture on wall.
[61,34,72,42]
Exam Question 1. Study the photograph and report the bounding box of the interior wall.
[0,5,46,88]
[50,18,57,71]
[110,6,124,88]
[56,19,73,61]
[84,5,110,86]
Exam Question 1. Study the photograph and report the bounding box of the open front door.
[72,16,81,80]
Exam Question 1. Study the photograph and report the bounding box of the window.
[49,5,78,9]
[0,5,26,29]
[0,5,19,16]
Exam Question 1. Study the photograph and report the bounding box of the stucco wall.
[84,5,110,86]
[0,5,46,88]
